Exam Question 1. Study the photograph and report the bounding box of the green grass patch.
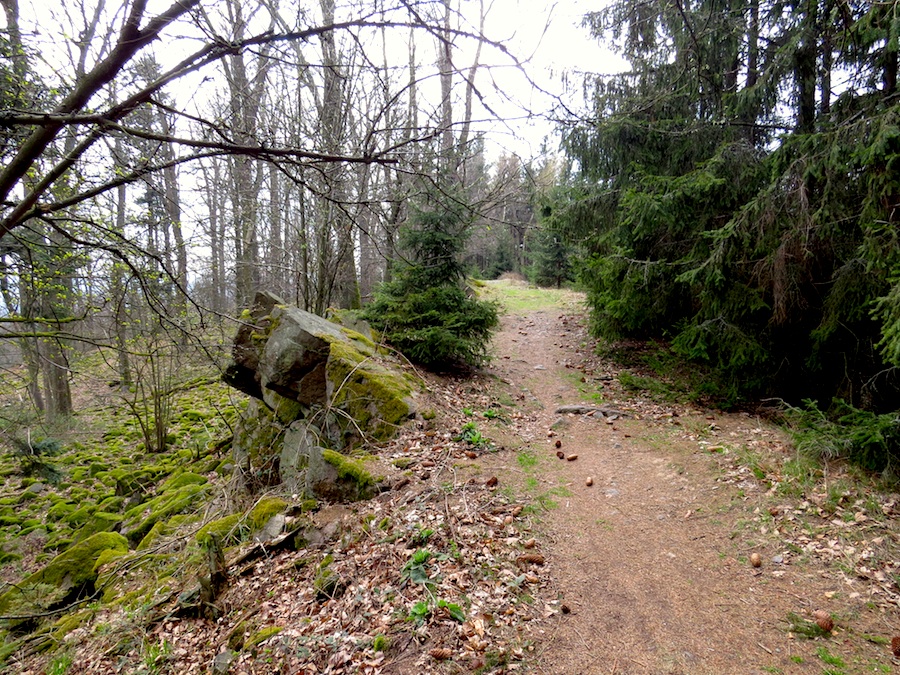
[480,280,582,315]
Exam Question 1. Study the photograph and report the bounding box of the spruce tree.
[553,0,900,411]
[363,208,499,369]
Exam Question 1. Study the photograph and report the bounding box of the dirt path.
[480,292,894,674]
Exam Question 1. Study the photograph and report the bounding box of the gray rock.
[258,306,345,408]
[555,404,629,417]
[280,421,318,492]
[223,290,284,399]
[253,514,286,543]
[26,482,45,495]
[212,649,234,674]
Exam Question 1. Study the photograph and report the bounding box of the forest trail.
[479,281,893,675]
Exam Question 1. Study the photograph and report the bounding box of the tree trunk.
[438,0,454,171]
[318,0,359,311]
[113,155,132,390]
[795,0,817,134]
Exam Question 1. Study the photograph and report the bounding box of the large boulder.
[223,292,418,496]
[225,292,417,441]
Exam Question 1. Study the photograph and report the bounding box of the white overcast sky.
[9,0,626,162]
[478,0,626,159]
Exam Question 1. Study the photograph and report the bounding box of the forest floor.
[8,279,900,675]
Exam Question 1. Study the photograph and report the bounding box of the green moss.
[0,532,129,621]
[0,551,21,565]
[421,409,436,421]
[63,504,97,526]
[122,483,208,545]
[72,512,122,543]
[96,496,125,512]
[92,547,127,572]
[43,537,72,553]
[321,449,374,487]
[51,609,91,639]
[88,463,107,477]
[324,338,415,442]
[245,626,282,649]
[340,327,376,351]
[268,391,304,425]
[392,457,415,469]
[372,634,389,652]
[227,622,248,650]
[195,514,243,548]
[136,521,168,551]
[247,497,287,531]
[159,472,207,491]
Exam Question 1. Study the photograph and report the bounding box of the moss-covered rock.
[121,483,208,545]
[247,497,288,531]
[307,449,379,502]
[231,399,285,489]
[195,514,244,548]
[63,504,97,526]
[159,472,208,491]
[72,511,122,543]
[0,532,128,630]
[323,337,416,444]
[51,608,92,640]
[246,625,283,649]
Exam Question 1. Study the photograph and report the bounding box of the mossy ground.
[0,336,244,654]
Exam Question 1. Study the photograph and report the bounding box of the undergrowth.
[786,399,900,475]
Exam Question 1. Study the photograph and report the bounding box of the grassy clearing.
[479,279,583,315]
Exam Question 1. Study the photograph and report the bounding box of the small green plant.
[141,638,172,675]
[47,653,73,675]
[407,600,431,624]
[456,421,490,448]
[402,549,436,589]
[436,599,466,622]
[409,526,434,545]
[463,407,474,416]
[372,634,389,652]
[483,409,502,420]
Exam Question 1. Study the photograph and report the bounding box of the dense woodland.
[0,0,539,421]
[547,0,900,468]
[1,0,900,468]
